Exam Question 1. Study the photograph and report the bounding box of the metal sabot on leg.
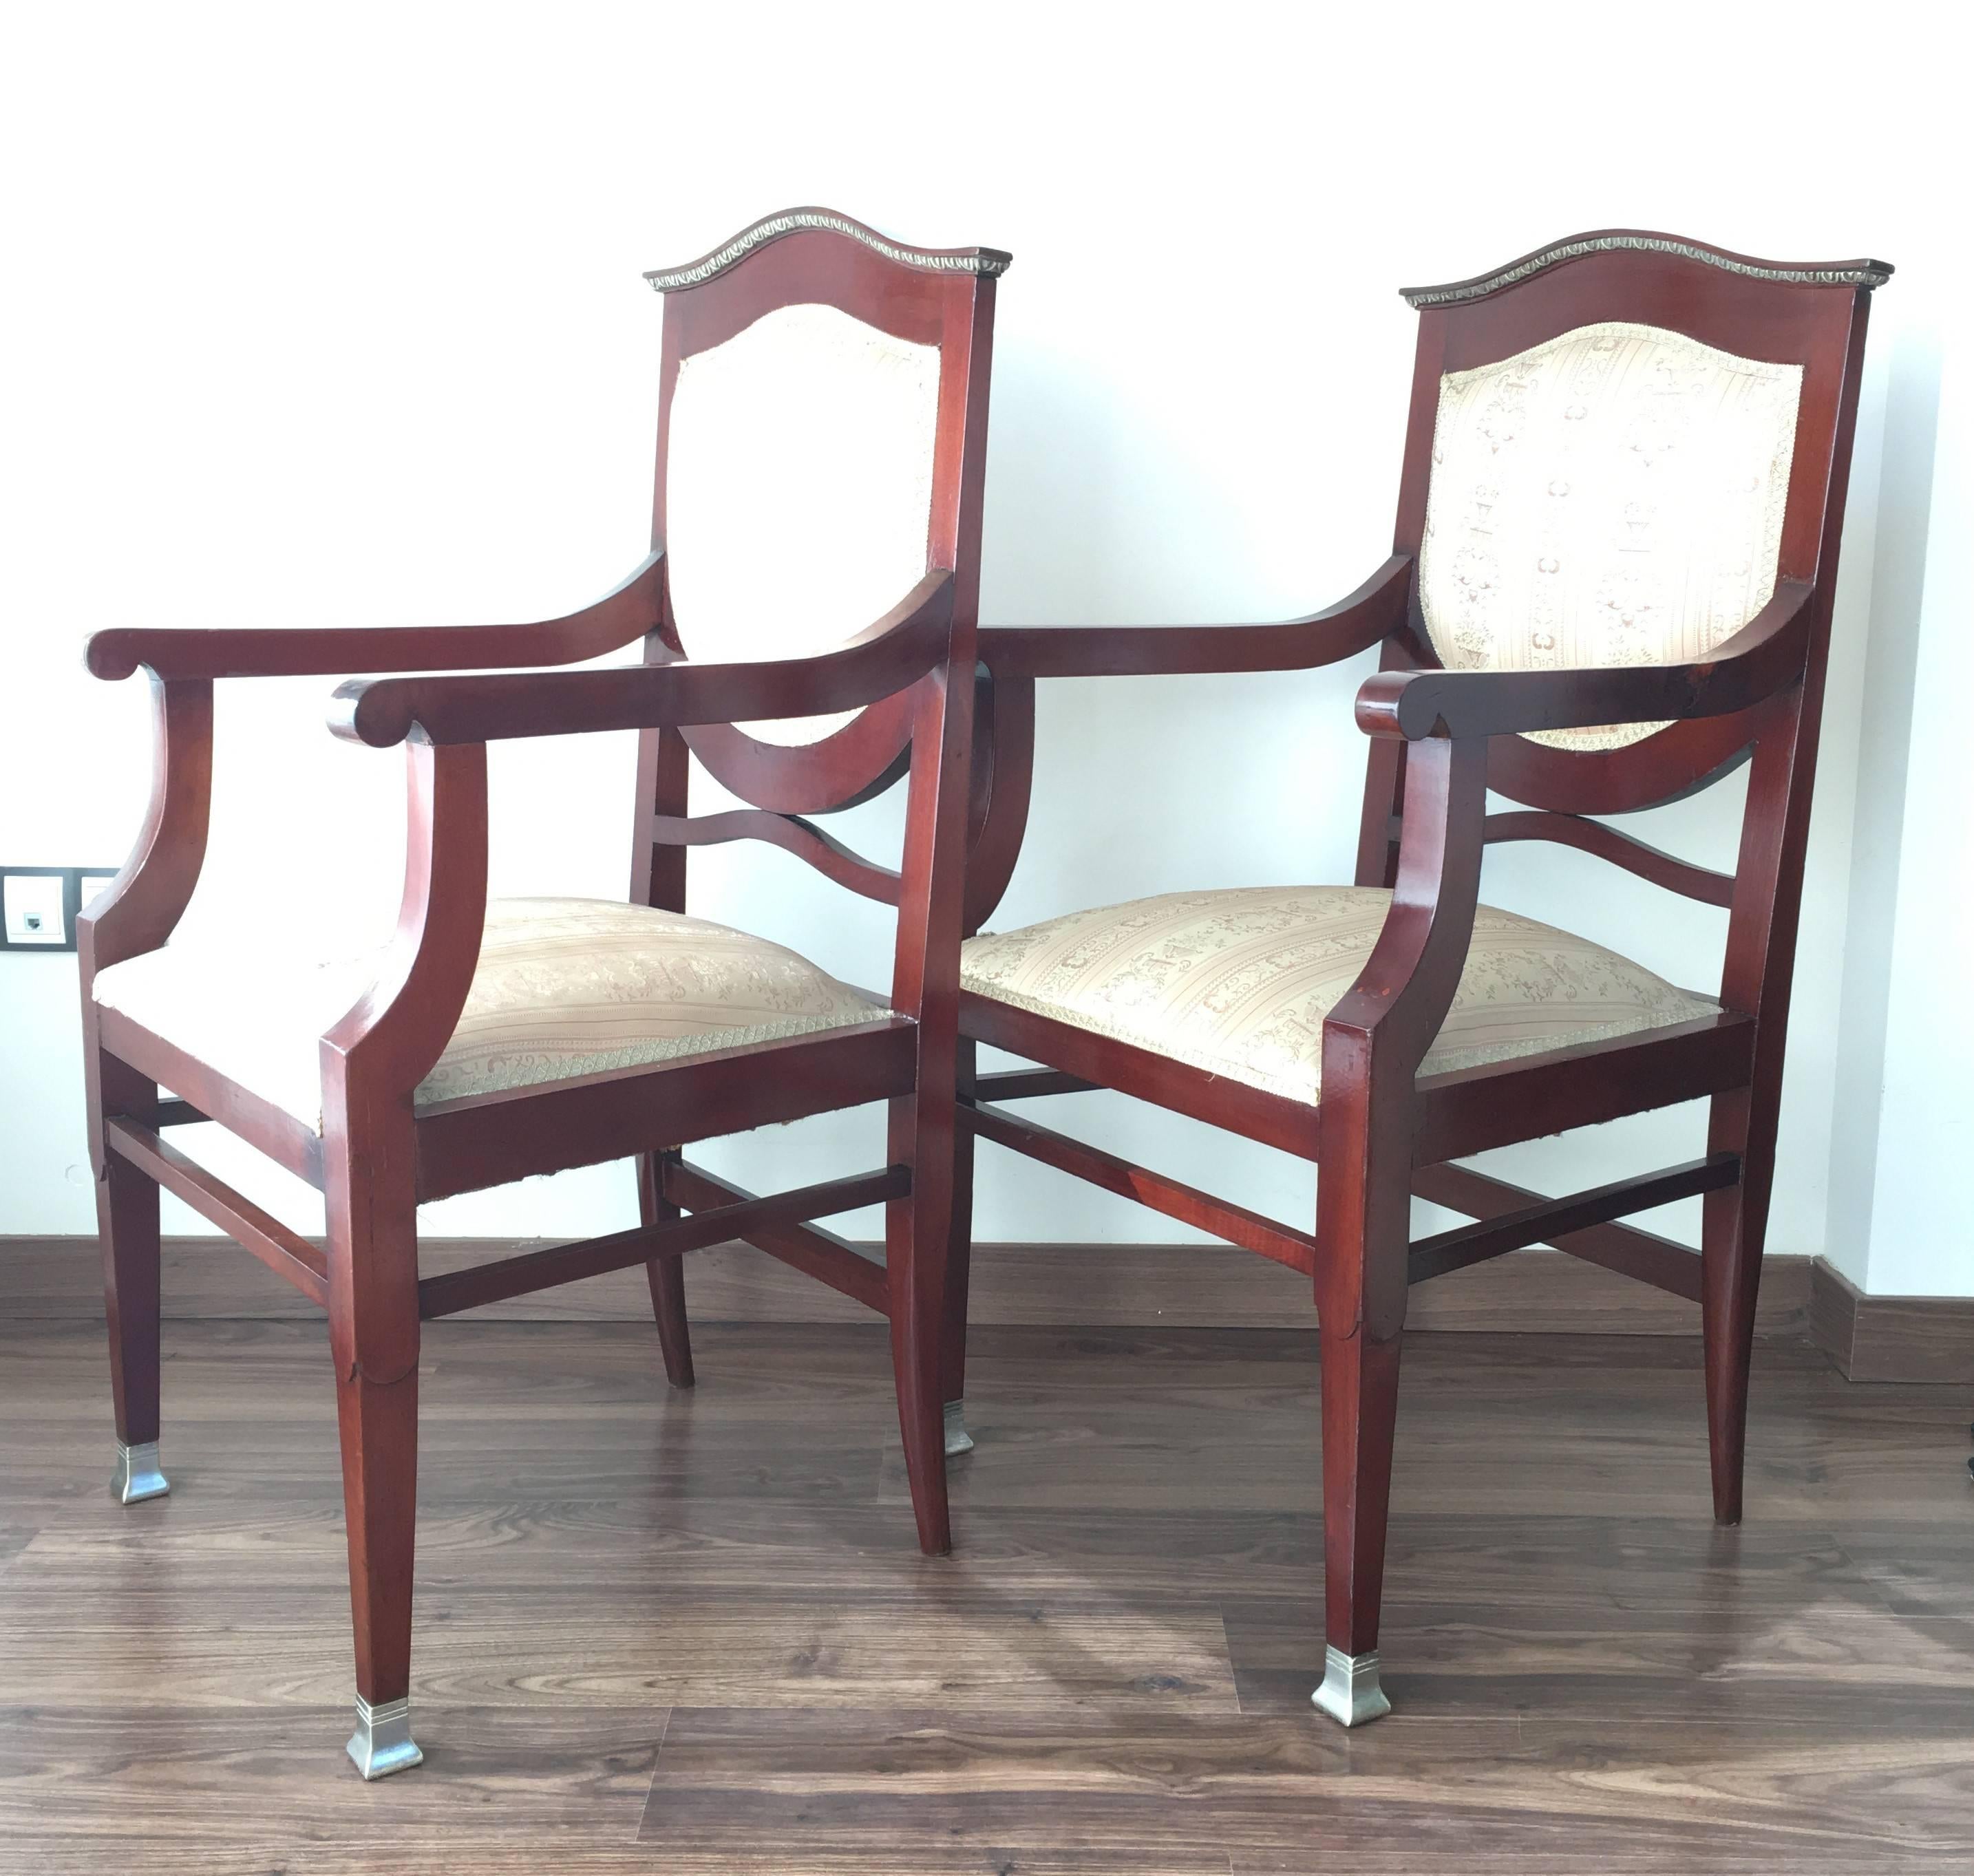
[111,1440,169,1504]
[1310,1645,1392,1727]
[347,1696,424,1779]
[942,1398,975,1458]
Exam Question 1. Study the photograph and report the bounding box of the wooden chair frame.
[77,208,1006,1776]
[948,232,1887,1726]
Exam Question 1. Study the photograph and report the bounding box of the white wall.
[0,3,1961,1292]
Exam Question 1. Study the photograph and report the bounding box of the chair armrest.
[1354,580,1813,742]
[330,572,955,747]
[978,556,1410,679]
[85,553,665,681]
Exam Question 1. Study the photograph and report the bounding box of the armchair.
[78,207,1008,1776]
[950,233,1885,1726]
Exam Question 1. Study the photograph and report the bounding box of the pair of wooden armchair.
[78,209,1886,1772]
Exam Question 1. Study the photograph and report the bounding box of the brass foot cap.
[1311,1646,1392,1727]
[347,1696,424,1779]
[111,1440,169,1505]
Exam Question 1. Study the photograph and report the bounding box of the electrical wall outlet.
[0,866,120,953]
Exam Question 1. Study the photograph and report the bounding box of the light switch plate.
[0,866,121,953]
[3,871,67,946]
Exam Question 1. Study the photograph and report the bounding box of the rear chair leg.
[639,1151,694,1388]
[940,1041,978,1458]
[1701,1092,1769,1524]
[888,1098,952,1555]
[94,1056,169,1504]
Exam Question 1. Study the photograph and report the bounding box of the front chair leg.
[1313,1252,1403,1728]
[334,1359,423,1778]
[637,1151,694,1389]
[94,1056,169,1504]
[325,1120,426,1780]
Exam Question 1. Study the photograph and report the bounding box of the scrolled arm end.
[1355,668,1436,740]
[328,677,412,749]
[85,632,145,682]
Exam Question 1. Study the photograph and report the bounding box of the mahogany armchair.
[78,209,1006,1776]
[951,233,1886,1725]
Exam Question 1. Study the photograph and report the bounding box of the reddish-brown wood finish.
[951,233,1882,1717]
[73,208,1006,1769]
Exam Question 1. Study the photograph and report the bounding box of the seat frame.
[948,231,1886,1726]
[78,208,1006,1776]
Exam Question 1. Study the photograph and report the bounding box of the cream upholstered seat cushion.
[1420,321,1803,752]
[93,897,891,1131]
[666,300,941,747]
[960,886,1717,1105]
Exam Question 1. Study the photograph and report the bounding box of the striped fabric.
[1419,321,1802,753]
[961,885,1715,1104]
[94,897,890,1130]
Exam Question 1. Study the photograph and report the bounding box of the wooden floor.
[1,1314,1970,1873]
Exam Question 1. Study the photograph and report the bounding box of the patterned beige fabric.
[666,301,941,746]
[961,886,1716,1105]
[1420,321,1802,752]
[94,897,890,1130]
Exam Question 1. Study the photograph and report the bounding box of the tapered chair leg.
[1701,1091,1770,1525]
[324,1118,426,1779]
[887,1102,952,1556]
[1313,1305,1403,1727]
[335,1363,423,1778]
[94,1058,169,1504]
[1310,1145,1408,1732]
[940,1041,978,1458]
[638,1151,694,1389]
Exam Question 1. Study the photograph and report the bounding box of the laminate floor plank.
[1,1317,1968,1873]
[637,1705,1974,1876]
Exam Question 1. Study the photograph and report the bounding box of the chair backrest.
[1419,321,1805,754]
[1364,231,1886,1027]
[646,209,1007,816]
[1386,232,1885,813]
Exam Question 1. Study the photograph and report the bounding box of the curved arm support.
[319,736,487,1386]
[962,661,1036,934]
[330,573,955,749]
[76,677,215,977]
[1317,734,1489,1339]
[979,556,1412,680]
[321,736,489,1100]
[1355,581,1813,742]
[86,552,666,683]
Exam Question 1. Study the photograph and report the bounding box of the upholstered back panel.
[665,301,941,745]
[1419,321,1803,752]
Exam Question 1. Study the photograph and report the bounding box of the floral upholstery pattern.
[961,885,1717,1104]
[1419,321,1802,752]
[93,897,891,1130]
[665,301,941,746]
